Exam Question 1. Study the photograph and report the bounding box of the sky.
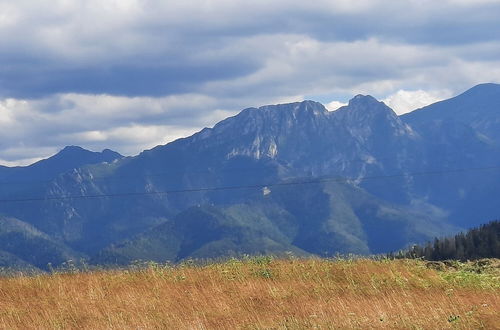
[1,0,500,165]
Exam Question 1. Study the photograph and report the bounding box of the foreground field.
[0,258,499,329]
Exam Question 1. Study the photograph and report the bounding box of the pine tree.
[397,220,499,260]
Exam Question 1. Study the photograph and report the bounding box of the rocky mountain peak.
[331,94,416,145]
[247,100,328,119]
[348,94,381,107]
[334,94,398,122]
[23,146,123,179]
[52,146,122,162]
[59,145,86,154]
[206,100,328,136]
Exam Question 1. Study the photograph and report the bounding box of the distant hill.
[0,250,40,273]
[0,146,123,183]
[0,83,499,269]
[0,216,83,270]
[94,181,458,265]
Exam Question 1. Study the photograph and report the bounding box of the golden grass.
[0,258,499,329]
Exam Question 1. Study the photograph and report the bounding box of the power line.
[0,149,479,186]
[0,154,398,186]
[0,164,499,204]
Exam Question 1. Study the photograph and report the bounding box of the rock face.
[0,83,499,268]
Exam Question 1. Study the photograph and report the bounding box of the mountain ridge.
[0,83,499,270]
[0,146,123,182]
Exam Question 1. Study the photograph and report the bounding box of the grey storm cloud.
[1,0,500,164]
[1,0,500,98]
[0,61,259,98]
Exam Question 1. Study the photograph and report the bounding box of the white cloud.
[0,145,58,166]
[0,93,223,164]
[446,0,500,5]
[325,101,347,111]
[0,157,44,167]
[57,124,201,156]
[383,89,453,115]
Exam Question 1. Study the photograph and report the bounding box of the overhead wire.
[0,164,499,204]
[0,154,406,186]
[0,148,481,186]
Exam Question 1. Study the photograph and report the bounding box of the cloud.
[0,93,231,163]
[1,0,500,164]
[58,124,202,156]
[2,1,500,98]
[383,89,453,115]
[325,101,347,111]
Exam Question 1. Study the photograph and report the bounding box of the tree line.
[393,220,499,261]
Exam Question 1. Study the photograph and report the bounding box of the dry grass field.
[0,257,498,329]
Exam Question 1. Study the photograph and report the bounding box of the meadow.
[0,257,498,329]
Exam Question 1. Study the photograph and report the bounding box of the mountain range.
[0,83,499,270]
